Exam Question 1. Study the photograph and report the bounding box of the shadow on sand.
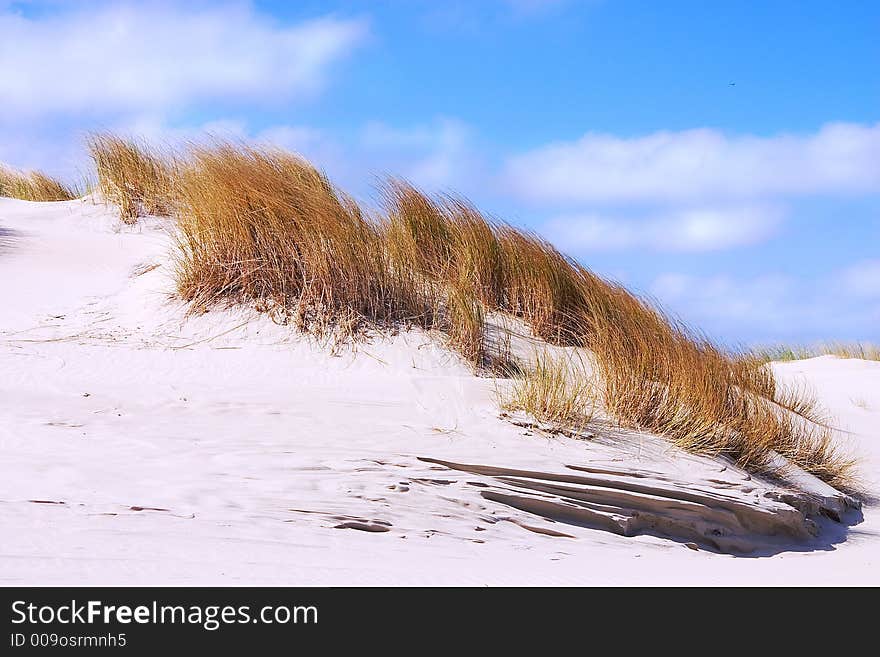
[418,453,866,558]
[0,225,22,254]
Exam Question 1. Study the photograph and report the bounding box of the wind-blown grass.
[87,134,174,223]
[0,165,76,201]
[382,181,855,489]
[174,143,416,334]
[90,134,859,491]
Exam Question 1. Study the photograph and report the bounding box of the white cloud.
[0,3,367,118]
[255,124,351,185]
[504,122,880,204]
[841,260,880,298]
[649,273,799,331]
[257,125,326,155]
[359,118,479,189]
[543,205,783,252]
[115,114,249,142]
[649,273,691,301]
[0,111,482,202]
[104,116,482,204]
[648,270,880,342]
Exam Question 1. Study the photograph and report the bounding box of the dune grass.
[0,165,76,202]
[174,143,413,333]
[87,134,175,223]
[755,342,880,363]
[503,350,597,434]
[87,134,858,491]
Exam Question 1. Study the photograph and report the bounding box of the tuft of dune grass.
[503,350,597,434]
[88,134,858,492]
[174,143,406,332]
[87,134,175,223]
[0,165,76,202]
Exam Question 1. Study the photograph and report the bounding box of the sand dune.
[1,196,878,585]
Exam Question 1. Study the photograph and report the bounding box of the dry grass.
[379,181,590,352]
[755,342,880,363]
[0,165,76,201]
[444,278,486,364]
[84,134,858,491]
[585,306,856,487]
[503,350,597,434]
[174,143,409,333]
[379,181,855,487]
[87,134,175,223]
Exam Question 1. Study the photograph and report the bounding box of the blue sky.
[1,0,878,346]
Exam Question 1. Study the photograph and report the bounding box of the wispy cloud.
[359,118,480,190]
[504,122,880,204]
[543,205,783,252]
[144,116,482,201]
[841,260,880,298]
[0,3,368,119]
[649,270,880,342]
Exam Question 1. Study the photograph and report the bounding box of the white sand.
[1,196,877,585]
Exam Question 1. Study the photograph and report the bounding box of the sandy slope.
[1,197,877,585]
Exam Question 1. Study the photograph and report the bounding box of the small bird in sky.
[729,82,736,86]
